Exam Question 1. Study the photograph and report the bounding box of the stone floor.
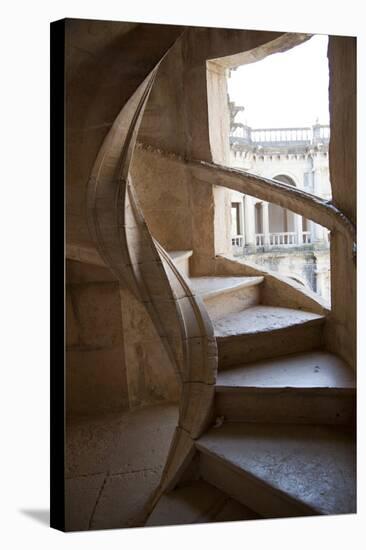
[65,402,179,531]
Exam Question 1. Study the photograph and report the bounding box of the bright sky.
[227,34,329,129]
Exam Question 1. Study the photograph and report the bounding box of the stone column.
[244,195,256,249]
[313,167,322,197]
[309,220,316,243]
[316,270,325,299]
[240,197,245,245]
[262,202,270,246]
[213,186,232,256]
[239,201,245,242]
[311,221,325,243]
[295,213,304,245]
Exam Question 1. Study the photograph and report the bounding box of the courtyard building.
[228,105,331,301]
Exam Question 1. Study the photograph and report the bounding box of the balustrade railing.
[251,127,311,143]
[232,235,244,247]
[231,124,330,146]
[252,231,313,248]
[302,231,311,244]
[256,234,264,246]
[316,126,330,140]
[270,232,297,245]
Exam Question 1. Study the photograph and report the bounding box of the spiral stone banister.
[86,55,218,512]
[188,159,356,248]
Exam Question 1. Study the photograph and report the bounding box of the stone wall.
[325,36,356,368]
[131,145,219,276]
[119,287,181,410]
[66,261,129,416]
[242,248,331,302]
[65,19,182,253]
[66,260,180,417]
[130,146,193,252]
[328,36,356,225]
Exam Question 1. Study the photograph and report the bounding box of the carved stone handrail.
[188,160,356,242]
[86,57,217,511]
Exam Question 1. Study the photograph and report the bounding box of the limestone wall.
[66,260,180,417]
[130,145,221,276]
[325,36,356,368]
[65,19,182,253]
[130,147,193,252]
[66,261,129,416]
[328,36,356,225]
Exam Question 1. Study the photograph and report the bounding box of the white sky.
[228,34,329,128]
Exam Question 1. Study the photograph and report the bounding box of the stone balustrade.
[248,230,314,248]
[231,235,244,247]
[230,123,330,150]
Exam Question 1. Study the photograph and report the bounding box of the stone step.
[196,422,356,519]
[168,250,193,278]
[189,276,263,321]
[215,351,355,425]
[145,479,260,527]
[215,305,325,369]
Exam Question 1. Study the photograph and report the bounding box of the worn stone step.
[215,305,325,369]
[196,422,356,519]
[145,479,260,527]
[189,276,263,321]
[168,250,193,278]
[215,351,355,424]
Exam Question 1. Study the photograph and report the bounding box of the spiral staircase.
[146,250,356,524]
[80,28,356,527]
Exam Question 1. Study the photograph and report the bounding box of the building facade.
[228,102,331,301]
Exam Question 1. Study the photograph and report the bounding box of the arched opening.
[207,35,331,302]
